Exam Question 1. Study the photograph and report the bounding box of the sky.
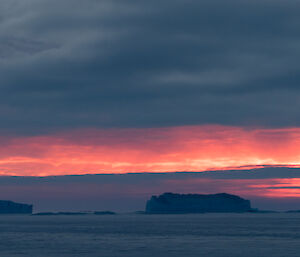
[1,0,300,210]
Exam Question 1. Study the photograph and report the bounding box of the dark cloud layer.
[2,167,300,212]
[1,0,300,134]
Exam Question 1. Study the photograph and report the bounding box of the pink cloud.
[0,125,300,176]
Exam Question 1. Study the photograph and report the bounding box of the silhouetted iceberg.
[94,211,116,215]
[145,193,252,214]
[0,200,32,214]
[33,212,88,216]
[33,211,117,216]
[286,210,300,213]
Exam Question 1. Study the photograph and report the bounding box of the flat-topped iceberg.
[0,200,32,214]
[145,193,252,214]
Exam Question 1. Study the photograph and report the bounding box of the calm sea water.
[0,213,300,256]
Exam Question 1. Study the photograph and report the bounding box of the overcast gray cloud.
[1,0,300,134]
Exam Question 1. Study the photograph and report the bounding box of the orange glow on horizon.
[0,125,300,176]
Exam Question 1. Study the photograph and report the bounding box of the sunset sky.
[1,0,300,210]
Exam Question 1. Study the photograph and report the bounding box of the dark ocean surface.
[0,213,300,256]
